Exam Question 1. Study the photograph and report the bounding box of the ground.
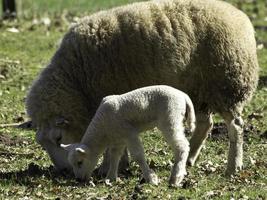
[0,0,266,199]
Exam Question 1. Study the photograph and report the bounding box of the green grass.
[0,0,266,199]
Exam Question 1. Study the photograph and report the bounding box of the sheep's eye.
[77,161,83,168]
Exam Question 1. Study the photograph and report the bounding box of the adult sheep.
[26,0,258,176]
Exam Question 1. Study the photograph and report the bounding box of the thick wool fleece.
[26,0,258,137]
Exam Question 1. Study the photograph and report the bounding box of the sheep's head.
[61,143,98,181]
[26,73,92,173]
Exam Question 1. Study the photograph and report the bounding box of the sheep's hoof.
[225,165,242,177]
[105,175,117,182]
[225,169,235,177]
[169,182,182,188]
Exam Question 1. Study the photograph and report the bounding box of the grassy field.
[0,0,266,199]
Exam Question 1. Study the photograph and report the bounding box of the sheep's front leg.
[187,113,213,166]
[106,146,125,181]
[127,136,158,185]
[221,112,244,176]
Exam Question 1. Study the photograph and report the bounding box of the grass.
[0,0,266,199]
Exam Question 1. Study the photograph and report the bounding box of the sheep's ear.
[60,144,74,151]
[75,147,86,154]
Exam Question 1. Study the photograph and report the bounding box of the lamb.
[61,85,196,187]
[26,0,259,176]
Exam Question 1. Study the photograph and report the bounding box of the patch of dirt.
[210,120,263,141]
[210,123,228,141]
[243,123,262,137]
[0,132,30,146]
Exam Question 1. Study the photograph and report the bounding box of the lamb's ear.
[60,144,74,151]
[75,147,86,155]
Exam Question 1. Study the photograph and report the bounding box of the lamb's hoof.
[147,173,159,185]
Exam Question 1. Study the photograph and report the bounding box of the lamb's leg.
[98,148,129,177]
[187,113,213,166]
[221,112,244,176]
[169,136,189,187]
[118,148,130,173]
[127,136,158,185]
[98,150,110,177]
[106,146,125,181]
[160,125,189,187]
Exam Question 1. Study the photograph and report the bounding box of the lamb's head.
[61,143,98,181]
[35,116,88,172]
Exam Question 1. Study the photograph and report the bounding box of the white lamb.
[61,85,195,186]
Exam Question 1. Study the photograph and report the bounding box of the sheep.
[61,85,196,186]
[26,0,259,176]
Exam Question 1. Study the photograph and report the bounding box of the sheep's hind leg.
[106,145,125,181]
[187,113,213,166]
[127,136,159,185]
[221,112,244,176]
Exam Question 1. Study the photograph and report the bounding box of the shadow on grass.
[0,163,93,186]
[258,75,267,89]
[0,163,73,185]
[0,163,133,187]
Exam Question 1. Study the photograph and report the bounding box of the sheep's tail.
[185,95,196,133]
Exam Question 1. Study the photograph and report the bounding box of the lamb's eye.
[77,161,83,168]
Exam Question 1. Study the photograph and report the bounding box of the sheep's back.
[56,0,258,114]
[70,0,197,101]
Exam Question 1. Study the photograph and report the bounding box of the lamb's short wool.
[62,85,196,187]
[26,0,259,175]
